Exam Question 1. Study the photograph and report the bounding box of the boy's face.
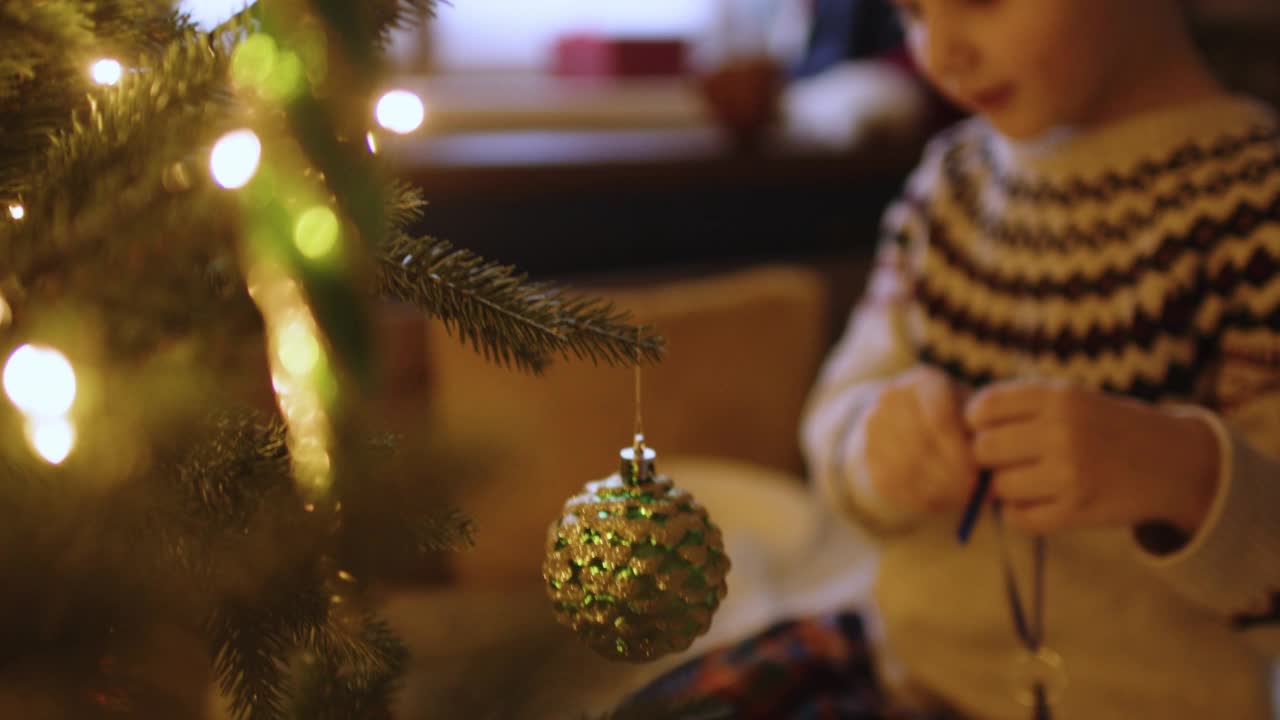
[891,0,1145,139]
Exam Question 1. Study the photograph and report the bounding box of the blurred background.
[174,0,1280,586]
[171,2,1280,716]
[177,0,1280,279]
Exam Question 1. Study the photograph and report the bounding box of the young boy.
[628,1,1280,718]
[800,0,1280,718]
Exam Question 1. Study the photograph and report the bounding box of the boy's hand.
[964,379,1221,535]
[857,365,979,515]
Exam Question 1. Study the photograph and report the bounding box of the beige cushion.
[424,263,830,585]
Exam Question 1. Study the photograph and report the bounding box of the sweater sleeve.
[799,185,935,537]
[1135,223,1280,652]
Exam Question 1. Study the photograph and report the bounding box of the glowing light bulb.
[7,204,23,220]
[3,344,76,418]
[277,321,320,376]
[27,417,74,465]
[375,90,424,134]
[365,131,378,154]
[209,129,262,189]
[91,58,123,86]
[294,206,340,259]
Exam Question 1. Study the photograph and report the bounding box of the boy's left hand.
[963,378,1221,536]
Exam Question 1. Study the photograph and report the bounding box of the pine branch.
[385,178,428,230]
[89,2,192,55]
[209,601,300,720]
[207,0,440,62]
[209,563,353,720]
[0,2,95,102]
[378,233,665,372]
[172,410,293,533]
[339,500,475,577]
[334,429,479,578]
[0,404,415,719]
[290,613,409,720]
[0,1,193,199]
[0,23,270,370]
[208,3,261,41]
[0,0,670,715]
[176,412,461,717]
[307,0,438,57]
[366,0,439,47]
[1,28,235,289]
[211,575,413,720]
[297,613,401,685]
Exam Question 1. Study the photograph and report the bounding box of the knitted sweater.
[800,95,1280,720]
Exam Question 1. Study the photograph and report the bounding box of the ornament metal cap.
[619,444,656,483]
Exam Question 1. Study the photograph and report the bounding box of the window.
[180,0,249,29]
[180,0,806,75]
[428,0,720,72]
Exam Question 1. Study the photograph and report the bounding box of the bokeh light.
[375,90,425,134]
[277,321,321,376]
[230,33,278,88]
[91,58,123,85]
[209,129,262,189]
[28,417,75,465]
[3,344,77,418]
[294,206,340,259]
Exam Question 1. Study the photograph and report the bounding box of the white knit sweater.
[800,95,1280,720]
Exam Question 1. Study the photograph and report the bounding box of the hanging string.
[995,504,1056,720]
[632,363,648,482]
[629,321,652,482]
[633,322,647,454]
[634,364,644,446]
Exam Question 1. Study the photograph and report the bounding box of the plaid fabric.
[620,612,943,720]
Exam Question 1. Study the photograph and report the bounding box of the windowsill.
[379,70,927,181]
[390,72,709,135]
[376,72,923,276]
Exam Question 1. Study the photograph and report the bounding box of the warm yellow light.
[365,131,378,154]
[91,58,123,86]
[375,90,425,134]
[27,417,74,465]
[3,344,76,418]
[231,33,278,89]
[209,129,262,189]
[230,34,305,101]
[262,52,304,101]
[293,206,340,259]
[7,204,23,220]
[277,321,320,376]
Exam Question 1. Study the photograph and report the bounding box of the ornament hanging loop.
[543,346,731,662]
[625,364,654,483]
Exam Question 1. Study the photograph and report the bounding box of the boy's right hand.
[855,365,979,515]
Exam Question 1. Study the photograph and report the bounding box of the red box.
[552,34,688,77]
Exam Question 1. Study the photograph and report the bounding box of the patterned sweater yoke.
[799,95,1280,720]
[908,96,1280,402]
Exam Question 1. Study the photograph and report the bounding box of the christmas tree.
[0,1,663,716]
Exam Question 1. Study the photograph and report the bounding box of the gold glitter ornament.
[543,439,730,662]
